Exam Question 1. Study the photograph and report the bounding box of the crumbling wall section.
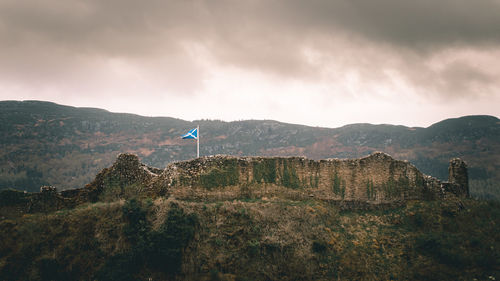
[448,158,469,198]
[60,153,161,203]
[5,152,468,215]
[151,152,467,203]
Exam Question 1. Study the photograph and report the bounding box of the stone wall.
[5,152,467,215]
[150,152,468,204]
[448,158,469,197]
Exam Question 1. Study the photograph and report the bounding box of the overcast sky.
[0,0,499,128]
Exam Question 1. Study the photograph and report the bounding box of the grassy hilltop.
[0,153,499,280]
[1,191,499,280]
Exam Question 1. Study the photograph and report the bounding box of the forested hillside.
[1,100,499,199]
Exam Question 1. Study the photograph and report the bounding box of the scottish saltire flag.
[182,128,198,139]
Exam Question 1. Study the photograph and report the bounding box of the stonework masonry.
[448,158,469,198]
[16,152,468,213]
[147,152,469,205]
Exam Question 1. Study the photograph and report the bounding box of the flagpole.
[197,125,200,158]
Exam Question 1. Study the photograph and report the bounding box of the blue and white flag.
[182,128,198,139]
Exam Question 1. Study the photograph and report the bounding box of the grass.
[0,195,498,280]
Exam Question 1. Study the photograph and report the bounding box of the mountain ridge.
[7,99,497,129]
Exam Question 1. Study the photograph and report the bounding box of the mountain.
[1,100,499,199]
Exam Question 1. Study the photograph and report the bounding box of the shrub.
[247,239,260,256]
[96,201,198,279]
[147,203,198,274]
[0,189,29,206]
[122,199,149,244]
[38,257,65,281]
[312,240,328,254]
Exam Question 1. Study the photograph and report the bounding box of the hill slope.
[1,100,499,199]
[3,197,500,281]
[0,153,498,281]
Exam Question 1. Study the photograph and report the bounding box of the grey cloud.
[0,0,193,55]
[437,61,497,97]
[0,0,499,100]
[2,0,500,54]
[262,0,500,48]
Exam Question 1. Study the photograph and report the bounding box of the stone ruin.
[146,152,469,206]
[448,158,469,198]
[12,152,469,212]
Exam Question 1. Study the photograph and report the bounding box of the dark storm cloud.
[0,0,499,98]
[0,0,199,55]
[437,60,497,97]
[278,0,500,47]
[4,0,500,40]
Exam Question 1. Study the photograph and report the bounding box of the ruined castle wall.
[448,158,469,198]
[5,153,467,216]
[151,152,454,203]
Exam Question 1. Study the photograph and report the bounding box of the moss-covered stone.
[252,158,277,184]
[281,160,301,189]
[200,159,239,189]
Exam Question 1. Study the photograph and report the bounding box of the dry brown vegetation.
[2,193,498,281]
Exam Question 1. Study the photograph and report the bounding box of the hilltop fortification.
[0,152,469,215]
[147,152,468,207]
[2,152,488,281]
[78,152,468,208]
